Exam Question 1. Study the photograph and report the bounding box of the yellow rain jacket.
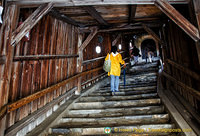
[105,52,125,76]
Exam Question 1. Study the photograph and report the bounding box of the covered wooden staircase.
[30,62,176,136]
[0,0,200,136]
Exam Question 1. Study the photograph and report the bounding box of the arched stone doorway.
[141,39,157,59]
[134,34,159,60]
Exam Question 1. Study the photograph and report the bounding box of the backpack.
[103,54,111,72]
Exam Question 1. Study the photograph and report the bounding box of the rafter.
[83,6,109,26]
[49,9,84,27]
[155,0,200,42]
[7,0,188,7]
[142,24,164,45]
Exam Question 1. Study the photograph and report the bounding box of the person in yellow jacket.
[105,45,126,95]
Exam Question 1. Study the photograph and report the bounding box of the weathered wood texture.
[11,3,53,46]
[0,4,20,135]
[155,0,200,41]
[7,0,189,7]
[82,32,111,84]
[5,13,79,129]
[162,19,200,112]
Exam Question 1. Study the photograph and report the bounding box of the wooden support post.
[11,2,53,46]
[77,28,98,94]
[155,0,200,42]
[76,34,83,95]
[0,4,19,136]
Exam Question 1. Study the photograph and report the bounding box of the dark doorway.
[141,39,157,59]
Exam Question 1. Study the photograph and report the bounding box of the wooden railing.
[82,51,126,65]
[0,66,103,120]
[166,59,200,80]
[162,72,200,100]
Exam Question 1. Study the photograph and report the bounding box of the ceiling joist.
[155,0,200,42]
[7,0,188,7]
[83,6,109,26]
[129,5,137,24]
[49,9,84,27]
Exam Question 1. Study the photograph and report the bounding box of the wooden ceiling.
[9,0,189,32]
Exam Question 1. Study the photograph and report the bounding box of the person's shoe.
[111,91,115,96]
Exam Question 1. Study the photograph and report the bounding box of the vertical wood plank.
[0,4,19,135]
[48,18,57,102]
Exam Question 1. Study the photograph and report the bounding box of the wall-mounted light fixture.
[96,46,101,54]
[118,44,122,50]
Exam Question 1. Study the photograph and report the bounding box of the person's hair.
[111,45,117,53]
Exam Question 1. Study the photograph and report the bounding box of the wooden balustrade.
[166,59,200,80]
[162,72,200,100]
[0,66,103,120]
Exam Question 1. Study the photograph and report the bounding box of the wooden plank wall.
[5,12,79,129]
[163,19,200,111]
[82,33,111,84]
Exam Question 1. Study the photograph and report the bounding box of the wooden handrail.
[82,51,127,65]
[0,66,103,114]
[82,72,107,86]
[13,54,79,61]
[162,72,200,100]
[82,56,105,65]
[166,59,200,80]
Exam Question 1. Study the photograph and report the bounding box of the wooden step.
[101,83,157,90]
[80,93,158,102]
[88,89,156,96]
[71,99,161,109]
[51,124,175,135]
[64,106,164,118]
[98,86,157,92]
[59,114,169,126]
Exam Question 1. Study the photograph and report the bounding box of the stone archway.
[134,35,159,60]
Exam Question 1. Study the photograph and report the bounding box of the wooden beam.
[166,59,200,81]
[7,66,102,112]
[162,72,200,101]
[79,27,98,50]
[11,2,53,46]
[128,5,137,24]
[155,0,200,42]
[7,0,188,7]
[112,34,121,46]
[0,4,19,136]
[82,56,106,65]
[13,54,79,61]
[49,9,84,27]
[191,0,200,64]
[142,24,164,45]
[83,6,109,26]
[99,23,162,32]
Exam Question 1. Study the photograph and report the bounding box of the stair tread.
[80,93,158,102]
[64,106,165,117]
[88,90,157,96]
